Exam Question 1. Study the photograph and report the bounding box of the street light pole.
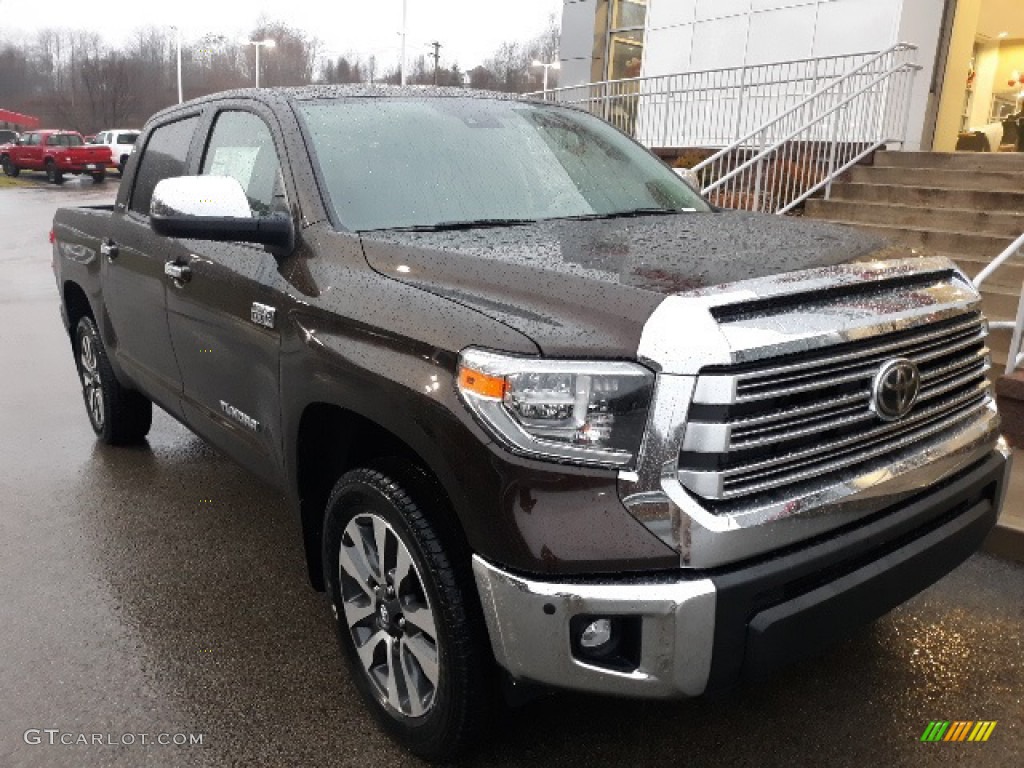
[243,39,276,88]
[531,59,560,96]
[400,0,408,86]
[172,26,183,104]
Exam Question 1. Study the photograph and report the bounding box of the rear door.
[162,106,293,480]
[101,115,202,414]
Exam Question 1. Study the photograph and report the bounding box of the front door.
[101,115,201,414]
[163,108,292,480]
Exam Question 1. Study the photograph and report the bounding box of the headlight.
[457,348,654,468]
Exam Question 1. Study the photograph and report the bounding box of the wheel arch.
[294,402,470,591]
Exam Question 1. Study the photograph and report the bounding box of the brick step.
[847,165,1024,192]
[805,199,1024,239]
[829,182,1024,212]
[874,150,1024,173]
[809,220,1014,259]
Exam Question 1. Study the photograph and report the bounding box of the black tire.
[322,463,495,762]
[2,156,18,177]
[45,160,63,185]
[73,316,152,444]
[118,156,127,176]
[91,172,106,183]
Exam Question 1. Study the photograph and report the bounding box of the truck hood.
[360,211,900,358]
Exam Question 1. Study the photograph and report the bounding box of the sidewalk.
[984,447,1024,563]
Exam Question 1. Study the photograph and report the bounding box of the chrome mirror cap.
[150,175,252,219]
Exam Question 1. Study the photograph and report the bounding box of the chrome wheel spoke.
[399,643,426,717]
[342,598,375,629]
[384,637,403,712]
[356,629,386,671]
[402,632,439,687]
[338,540,377,601]
[393,545,413,592]
[370,516,389,582]
[404,604,437,642]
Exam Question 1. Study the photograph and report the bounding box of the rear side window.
[130,117,199,216]
[117,133,139,145]
[28,134,41,146]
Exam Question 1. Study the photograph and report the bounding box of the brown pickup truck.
[2,129,110,183]
[51,86,1010,761]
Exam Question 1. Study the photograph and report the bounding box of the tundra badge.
[251,302,276,329]
[220,400,260,432]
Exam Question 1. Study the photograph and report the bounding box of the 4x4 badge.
[251,302,276,329]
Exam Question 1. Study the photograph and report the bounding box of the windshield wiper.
[369,218,538,233]
[556,208,687,222]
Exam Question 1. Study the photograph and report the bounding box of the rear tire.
[322,464,495,762]
[91,172,106,183]
[73,316,152,444]
[45,160,63,185]
[2,156,18,177]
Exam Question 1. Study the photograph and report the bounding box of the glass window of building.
[606,0,646,81]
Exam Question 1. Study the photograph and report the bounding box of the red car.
[1,130,111,183]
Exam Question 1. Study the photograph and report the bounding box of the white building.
[559,0,1024,152]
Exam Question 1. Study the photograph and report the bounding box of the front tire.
[45,160,64,185]
[322,465,494,762]
[2,156,18,177]
[73,316,152,444]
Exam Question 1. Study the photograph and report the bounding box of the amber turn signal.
[458,367,507,400]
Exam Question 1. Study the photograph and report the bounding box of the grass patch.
[0,175,29,188]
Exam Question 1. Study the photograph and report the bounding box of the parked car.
[50,86,1010,761]
[2,130,110,183]
[0,128,19,146]
[92,128,140,175]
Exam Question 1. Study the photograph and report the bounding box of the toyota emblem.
[871,359,921,421]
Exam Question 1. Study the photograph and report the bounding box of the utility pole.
[430,41,442,85]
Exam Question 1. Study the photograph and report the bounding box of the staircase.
[805,150,1024,374]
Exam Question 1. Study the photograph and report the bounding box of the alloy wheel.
[78,332,104,429]
[338,512,440,719]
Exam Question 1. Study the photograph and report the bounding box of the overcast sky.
[0,0,563,70]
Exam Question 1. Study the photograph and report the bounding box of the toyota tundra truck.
[50,86,1011,761]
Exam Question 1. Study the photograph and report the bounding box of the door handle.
[164,261,192,283]
[100,239,118,260]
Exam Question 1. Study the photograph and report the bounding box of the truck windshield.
[296,97,709,231]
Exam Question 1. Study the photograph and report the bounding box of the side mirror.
[150,175,293,250]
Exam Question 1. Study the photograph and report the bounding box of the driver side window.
[201,111,287,217]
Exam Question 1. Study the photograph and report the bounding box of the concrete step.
[829,182,1024,212]
[805,199,1024,239]
[874,150,1024,173]
[848,165,1024,192]
[809,219,1014,258]
[947,253,1024,291]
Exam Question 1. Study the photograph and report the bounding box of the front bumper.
[473,445,1010,698]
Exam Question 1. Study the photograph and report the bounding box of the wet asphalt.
[0,177,1021,768]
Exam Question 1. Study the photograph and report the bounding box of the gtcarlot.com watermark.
[24,729,204,747]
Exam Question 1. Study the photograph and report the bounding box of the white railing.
[529,50,881,148]
[973,232,1024,375]
[692,43,920,214]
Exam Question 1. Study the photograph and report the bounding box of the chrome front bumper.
[472,555,717,698]
[473,443,1011,699]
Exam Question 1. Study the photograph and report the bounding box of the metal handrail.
[690,43,920,214]
[973,232,1024,375]
[527,50,884,148]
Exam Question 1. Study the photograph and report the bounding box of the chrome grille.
[678,312,992,501]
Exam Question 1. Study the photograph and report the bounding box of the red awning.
[0,109,40,129]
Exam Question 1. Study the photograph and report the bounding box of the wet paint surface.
[363,211,896,357]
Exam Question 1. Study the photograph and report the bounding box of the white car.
[93,129,140,176]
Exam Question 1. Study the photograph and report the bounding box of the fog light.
[580,618,613,649]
